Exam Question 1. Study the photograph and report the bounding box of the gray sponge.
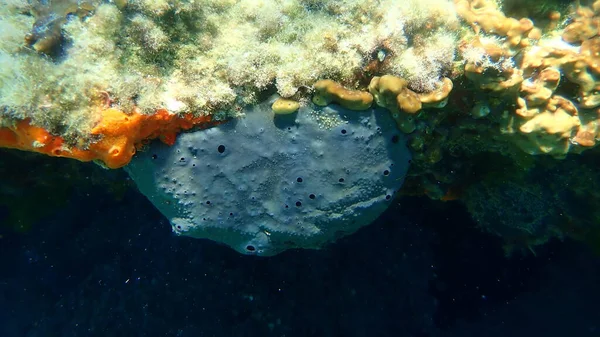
[126,98,411,255]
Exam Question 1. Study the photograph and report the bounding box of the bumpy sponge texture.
[126,98,411,255]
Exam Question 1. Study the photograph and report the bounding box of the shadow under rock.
[1,156,598,337]
[1,173,437,337]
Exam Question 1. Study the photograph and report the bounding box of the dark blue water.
[1,150,599,337]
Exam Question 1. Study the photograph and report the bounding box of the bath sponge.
[126,98,411,255]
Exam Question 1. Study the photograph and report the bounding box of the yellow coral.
[458,0,600,155]
[368,75,417,133]
[418,77,453,106]
[454,0,541,47]
[272,98,300,115]
[368,75,453,133]
[312,80,373,111]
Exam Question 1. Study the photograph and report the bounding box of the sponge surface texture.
[126,100,410,255]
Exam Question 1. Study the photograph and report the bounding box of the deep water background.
[1,149,599,337]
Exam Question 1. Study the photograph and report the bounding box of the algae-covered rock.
[0,0,460,145]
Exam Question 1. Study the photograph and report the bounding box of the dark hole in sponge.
[217,145,226,153]
[309,194,316,199]
[341,129,347,134]
[297,177,303,183]
[296,201,302,207]
[246,245,256,252]
[383,170,390,176]
[339,178,345,183]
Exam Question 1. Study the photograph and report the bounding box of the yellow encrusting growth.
[312,80,374,111]
[367,75,453,133]
[457,0,600,156]
[368,75,418,133]
[272,98,300,115]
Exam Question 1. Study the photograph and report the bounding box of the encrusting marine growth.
[0,0,459,167]
[0,108,214,168]
[3,0,600,254]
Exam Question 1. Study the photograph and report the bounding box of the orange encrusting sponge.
[0,108,214,168]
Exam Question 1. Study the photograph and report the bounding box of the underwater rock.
[26,0,99,55]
